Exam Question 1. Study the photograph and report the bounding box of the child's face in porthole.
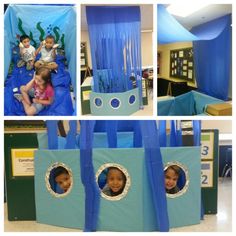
[55,173,71,192]
[107,169,125,193]
[165,168,178,190]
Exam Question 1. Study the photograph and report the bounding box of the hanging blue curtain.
[192,15,232,100]
[159,120,167,147]
[170,120,177,147]
[140,120,169,232]
[80,121,100,231]
[86,6,143,106]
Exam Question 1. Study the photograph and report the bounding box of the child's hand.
[40,40,46,46]
[19,42,24,48]
[53,44,59,49]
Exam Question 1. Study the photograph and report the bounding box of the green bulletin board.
[169,47,194,81]
[4,133,38,220]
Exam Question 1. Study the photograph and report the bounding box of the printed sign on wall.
[11,148,37,177]
[201,132,214,160]
[201,161,213,188]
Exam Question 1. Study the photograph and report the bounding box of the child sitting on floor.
[17,34,35,70]
[14,67,54,115]
[35,35,59,71]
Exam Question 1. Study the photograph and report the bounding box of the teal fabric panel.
[160,147,201,228]
[90,88,140,116]
[34,150,85,229]
[37,132,134,149]
[93,148,155,232]
[157,98,174,116]
[192,91,224,114]
[173,92,195,115]
[37,133,77,149]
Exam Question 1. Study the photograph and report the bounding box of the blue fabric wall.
[192,15,232,100]
[4,4,76,94]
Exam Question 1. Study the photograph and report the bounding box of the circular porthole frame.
[164,161,189,198]
[96,163,131,201]
[45,162,73,198]
[93,97,103,108]
[128,94,136,105]
[109,97,121,110]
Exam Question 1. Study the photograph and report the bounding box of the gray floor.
[4,178,232,232]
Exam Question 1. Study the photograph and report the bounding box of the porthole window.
[110,98,121,109]
[45,162,73,198]
[94,97,103,107]
[96,163,131,201]
[164,162,189,198]
[128,95,136,105]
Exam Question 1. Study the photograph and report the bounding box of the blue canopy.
[157,4,231,100]
[158,4,230,44]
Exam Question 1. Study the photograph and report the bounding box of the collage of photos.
[2,1,234,235]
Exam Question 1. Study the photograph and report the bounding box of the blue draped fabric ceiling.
[86,6,142,102]
[157,4,231,100]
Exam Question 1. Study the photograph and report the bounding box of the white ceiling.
[165,4,232,29]
[81,5,153,31]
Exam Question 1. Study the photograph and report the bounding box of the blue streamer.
[46,120,58,150]
[65,120,77,149]
[106,120,118,148]
[140,120,169,232]
[159,120,167,147]
[193,120,201,146]
[170,120,177,147]
[86,6,143,107]
[80,120,100,232]
[176,120,182,146]
[133,120,142,147]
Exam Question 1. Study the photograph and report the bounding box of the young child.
[102,167,126,197]
[17,34,35,70]
[14,67,54,115]
[165,165,180,194]
[54,167,71,193]
[35,35,58,70]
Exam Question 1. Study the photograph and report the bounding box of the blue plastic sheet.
[4,59,74,115]
[86,6,143,107]
[4,4,76,115]
[158,5,230,44]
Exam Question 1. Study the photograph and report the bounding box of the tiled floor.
[4,178,232,232]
